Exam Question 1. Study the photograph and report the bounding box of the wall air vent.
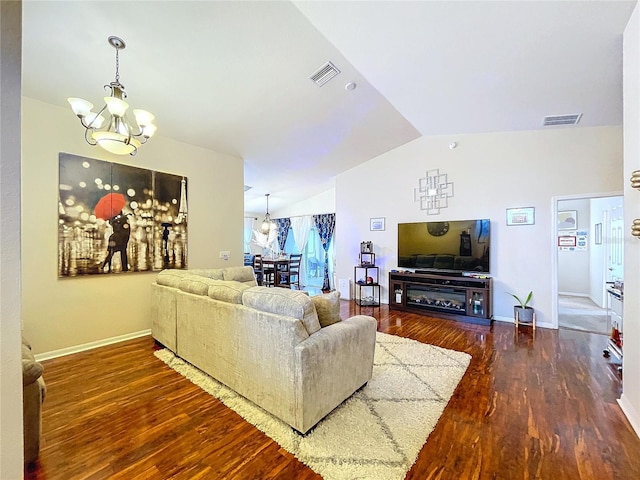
[310,61,341,86]
[543,114,583,126]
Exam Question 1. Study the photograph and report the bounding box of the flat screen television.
[398,219,490,275]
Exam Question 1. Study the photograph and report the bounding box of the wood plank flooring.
[25,303,640,480]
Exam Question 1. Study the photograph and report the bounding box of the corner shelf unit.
[354,265,380,307]
[389,271,493,326]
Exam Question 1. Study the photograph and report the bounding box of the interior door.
[607,201,624,283]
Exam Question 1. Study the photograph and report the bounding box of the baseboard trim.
[558,291,589,297]
[619,393,640,440]
[493,315,553,330]
[35,329,152,362]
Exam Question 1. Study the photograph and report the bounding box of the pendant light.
[261,194,274,234]
[68,36,156,156]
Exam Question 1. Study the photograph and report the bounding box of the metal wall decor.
[414,169,454,215]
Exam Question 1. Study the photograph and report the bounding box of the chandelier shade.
[68,36,156,156]
[92,132,141,155]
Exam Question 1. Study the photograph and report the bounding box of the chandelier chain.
[115,48,120,83]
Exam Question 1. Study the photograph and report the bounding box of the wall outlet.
[219,251,230,261]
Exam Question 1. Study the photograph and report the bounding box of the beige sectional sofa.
[23,337,46,463]
[151,266,377,433]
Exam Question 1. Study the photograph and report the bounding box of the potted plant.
[509,291,534,324]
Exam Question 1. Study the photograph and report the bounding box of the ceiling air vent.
[310,61,341,87]
[543,114,583,126]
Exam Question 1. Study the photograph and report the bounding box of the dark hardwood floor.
[25,303,640,480]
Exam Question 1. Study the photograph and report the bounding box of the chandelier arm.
[80,104,108,130]
[116,117,132,144]
[125,115,144,138]
[84,128,97,146]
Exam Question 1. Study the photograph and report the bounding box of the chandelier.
[68,36,156,156]
[260,193,274,234]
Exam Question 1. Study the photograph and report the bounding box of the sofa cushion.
[189,269,224,280]
[156,269,193,288]
[311,291,342,327]
[243,287,321,335]
[222,266,257,286]
[208,280,251,304]
[178,276,220,296]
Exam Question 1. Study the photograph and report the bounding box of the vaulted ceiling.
[21,1,637,212]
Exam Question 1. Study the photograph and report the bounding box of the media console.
[389,271,493,326]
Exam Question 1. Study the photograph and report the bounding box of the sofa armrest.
[294,315,377,432]
[23,372,46,463]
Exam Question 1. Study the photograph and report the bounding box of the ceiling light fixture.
[68,36,156,156]
[260,193,274,234]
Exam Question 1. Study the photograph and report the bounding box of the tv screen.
[398,219,490,274]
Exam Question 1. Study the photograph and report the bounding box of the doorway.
[553,193,624,334]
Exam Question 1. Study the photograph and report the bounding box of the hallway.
[558,294,609,334]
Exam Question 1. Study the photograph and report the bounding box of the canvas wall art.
[58,153,188,277]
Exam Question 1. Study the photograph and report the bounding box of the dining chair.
[288,254,302,289]
[258,255,276,287]
[253,254,266,286]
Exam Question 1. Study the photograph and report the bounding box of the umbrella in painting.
[94,193,127,220]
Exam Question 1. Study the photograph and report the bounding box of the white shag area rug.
[154,332,471,480]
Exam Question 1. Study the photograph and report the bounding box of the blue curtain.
[275,218,291,252]
[313,213,335,290]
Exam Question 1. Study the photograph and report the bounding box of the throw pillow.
[207,280,250,304]
[243,286,321,335]
[178,276,219,296]
[156,269,192,288]
[312,291,341,327]
[222,266,258,285]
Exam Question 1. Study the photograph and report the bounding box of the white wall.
[621,1,640,438]
[335,126,623,327]
[557,198,590,295]
[0,0,25,474]
[21,98,245,355]
[271,186,336,218]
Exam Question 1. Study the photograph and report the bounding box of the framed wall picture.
[558,235,577,247]
[506,207,535,226]
[558,210,578,230]
[370,217,385,231]
[58,153,188,277]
